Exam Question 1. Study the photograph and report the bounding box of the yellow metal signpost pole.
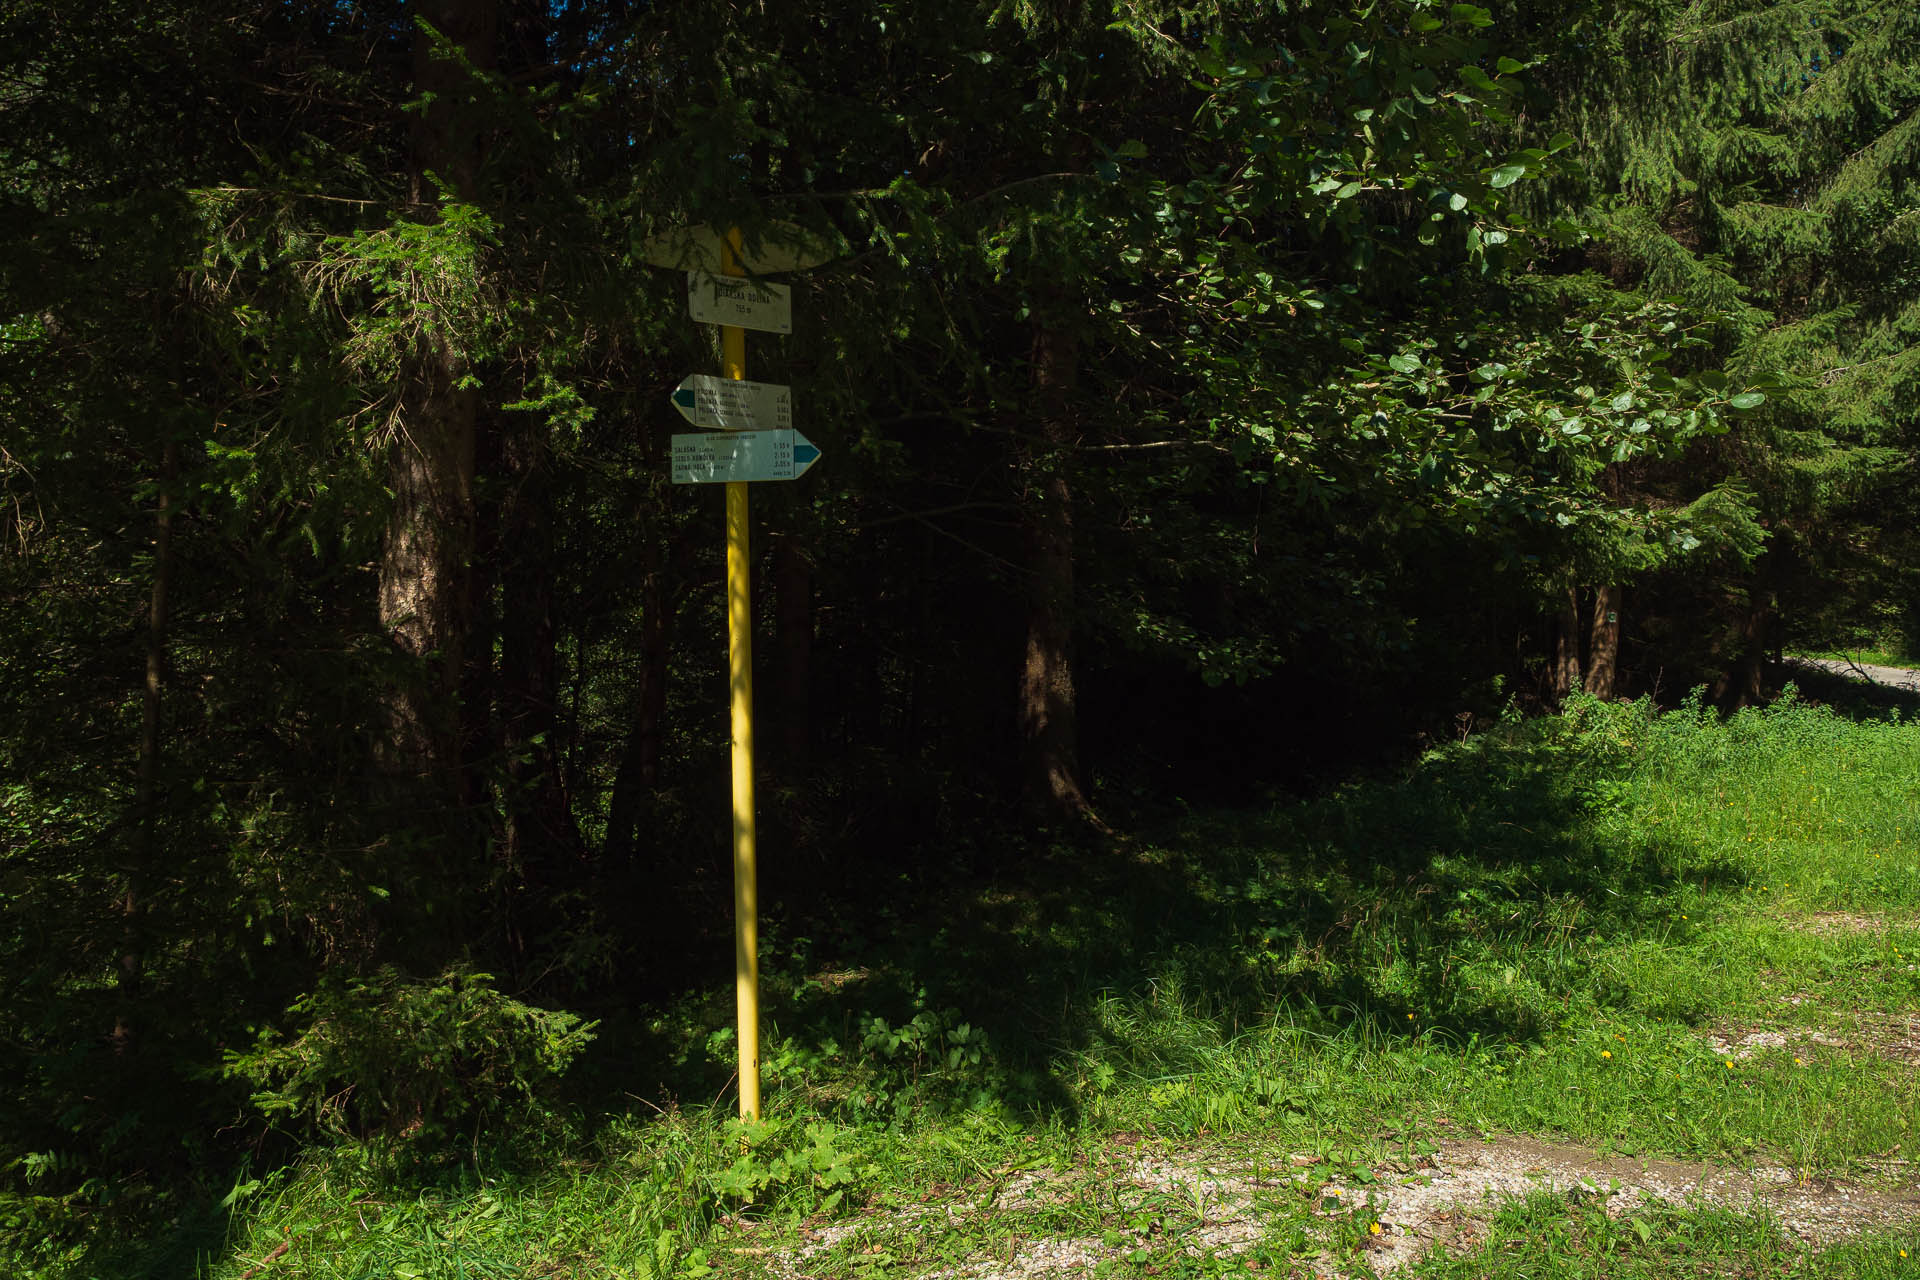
[721,229,761,1124]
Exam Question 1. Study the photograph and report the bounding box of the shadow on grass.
[633,702,1746,1127]
[1776,661,1920,722]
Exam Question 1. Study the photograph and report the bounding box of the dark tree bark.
[1727,552,1775,709]
[115,435,176,1053]
[605,450,679,867]
[1552,584,1583,700]
[377,2,497,782]
[773,534,813,780]
[494,408,586,923]
[1587,585,1621,700]
[1018,317,1095,825]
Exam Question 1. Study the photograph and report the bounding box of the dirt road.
[1787,656,1920,692]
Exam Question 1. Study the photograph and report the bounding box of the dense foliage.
[0,0,1912,1268]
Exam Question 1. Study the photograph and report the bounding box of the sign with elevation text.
[640,222,839,273]
[670,429,822,485]
[688,271,792,334]
[670,374,791,432]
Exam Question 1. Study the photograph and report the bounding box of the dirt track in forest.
[1786,656,1920,692]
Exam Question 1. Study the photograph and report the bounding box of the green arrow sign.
[670,374,791,432]
[670,429,822,485]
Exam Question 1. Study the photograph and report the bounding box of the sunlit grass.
[1409,1194,1918,1279]
[142,692,1920,1277]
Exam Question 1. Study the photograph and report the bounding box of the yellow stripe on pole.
[722,228,761,1124]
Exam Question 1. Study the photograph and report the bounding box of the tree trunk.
[773,534,812,779]
[1586,585,1621,700]
[493,408,585,942]
[605,453,677,866]
[1551,585,1582,700]
[1729,554,1774,709]
[1018,318,1094,826]
[115,435,176,1053]
[378,2,496,782]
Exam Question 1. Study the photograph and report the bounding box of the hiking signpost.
[642,222,833,1124]
[669,374,792,433]
[687,272,793,334]
[670,429,822,485]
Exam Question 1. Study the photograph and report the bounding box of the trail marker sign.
[640,222,838,273]
[688,271,792,334]
[670,374,791,432]
[670,429,822,485]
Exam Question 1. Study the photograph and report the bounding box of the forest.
[2,1,1917,1276]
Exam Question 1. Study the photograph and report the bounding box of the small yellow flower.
[1794,1057,1804,1065]
[1602,1050,1612,1059]
[1369,1221,1383,1236]
[1725,1060,1735,1069]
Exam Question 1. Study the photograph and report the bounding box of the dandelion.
[1369,1221,1383,1236]
[1794,1057,1804,1065]
[1602,1050,1612,1059]
[1725,1060,1735,1069]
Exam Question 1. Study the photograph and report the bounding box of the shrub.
[224,965,594,1143]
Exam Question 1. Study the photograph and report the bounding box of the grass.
[1409,1195,1918,1278]
[26,688,1920,1278]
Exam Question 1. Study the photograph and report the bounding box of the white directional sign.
[670,374,791,432]
[641,222,839,273]
[671,429,822,485]
[688,272,793,334]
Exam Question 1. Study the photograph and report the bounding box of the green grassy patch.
[1410,1195,1919,1279]
[31,692,1920,1279]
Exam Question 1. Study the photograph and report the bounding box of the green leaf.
[1488,163,1526,188]
[1388,353,1422,374]
[1451,4,1494,27]
[1728,391,1766,409]
[1460,65,1499,94]
[1115,139,1148,159]
[1496,57,1526,75]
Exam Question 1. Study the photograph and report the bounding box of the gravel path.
[758,1131,1920,1279]
[1786,656,1920,692]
